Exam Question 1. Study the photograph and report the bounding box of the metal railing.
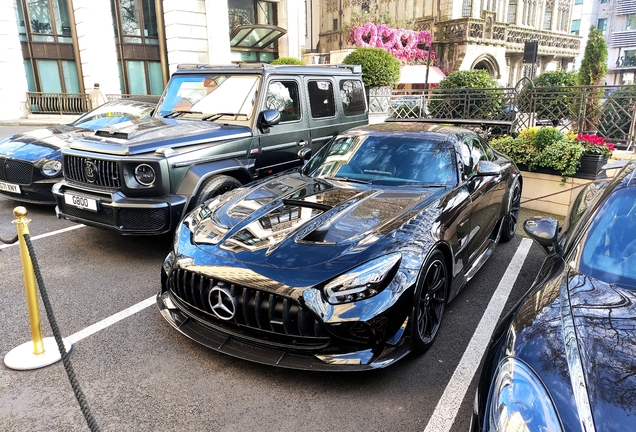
[26,92,90,115]
[388,84,636,151]
[26,92,158,115]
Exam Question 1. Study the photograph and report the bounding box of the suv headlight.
[324,253,401,304]
[487,357,563,432]
[134,163,156,186]
[41,159,62,177]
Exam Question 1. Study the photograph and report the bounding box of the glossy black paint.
[472,161,636,431]
[157,122,522,370]
[0,99,155,204]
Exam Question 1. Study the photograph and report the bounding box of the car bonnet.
[182,172,442,272]
[0,125,83,158]
[565,272,636,430]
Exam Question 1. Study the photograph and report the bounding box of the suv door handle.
[298,140,307,146]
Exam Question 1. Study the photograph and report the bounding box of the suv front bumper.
[52,181,187,235]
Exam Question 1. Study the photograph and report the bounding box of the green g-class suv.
[52,63,368,235]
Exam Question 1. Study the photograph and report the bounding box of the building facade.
[1,0,306,120]
[572,0,636,85]
[318,0,581,87]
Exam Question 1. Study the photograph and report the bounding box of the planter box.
[520,170,591,217]
[517,154,608,181]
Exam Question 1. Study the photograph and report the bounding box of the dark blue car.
[472,161,636,431]
[0,99,156,204]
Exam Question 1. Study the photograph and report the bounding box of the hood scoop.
[95,130,129,140]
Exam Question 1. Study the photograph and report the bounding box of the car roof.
[173,63,362,77]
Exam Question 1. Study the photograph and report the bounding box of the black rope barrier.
[23,233,100,432]
[0,233,18,244]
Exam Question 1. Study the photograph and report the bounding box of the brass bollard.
[12,206,44,354]
[4,206,71,370]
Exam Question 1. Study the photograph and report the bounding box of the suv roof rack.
[175,62,361,73]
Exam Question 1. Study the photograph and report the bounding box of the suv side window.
[308,80,336,118]
[340,79,366,116]
[266,81,301,122]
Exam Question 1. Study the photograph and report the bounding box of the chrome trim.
[173,150,247,167]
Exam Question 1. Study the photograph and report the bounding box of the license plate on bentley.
[64,193,98,212]
[0,181,21,194]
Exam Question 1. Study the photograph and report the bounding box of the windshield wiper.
[201,112,247,121]
[163,110,202,118]
[325,176,372,184]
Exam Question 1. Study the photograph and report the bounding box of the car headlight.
[324,253,401,304]
[487,357,563,432]
[41,159,62,177]
[134,163,156,186]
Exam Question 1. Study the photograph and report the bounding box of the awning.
[230,25,287,49]
[399,65,446,84]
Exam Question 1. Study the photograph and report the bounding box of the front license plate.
[64,193,98,212]
[0,181,21,194]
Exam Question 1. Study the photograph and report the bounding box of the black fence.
[389,83,636,150]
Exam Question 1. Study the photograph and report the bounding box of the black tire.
[410,250,448,354]
[500,180,521,243]
[194,175,242,206]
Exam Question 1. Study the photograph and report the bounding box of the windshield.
[303,134,458,186]
[579,187,636,289]
[158,74,260,124]
[72,101,154,130]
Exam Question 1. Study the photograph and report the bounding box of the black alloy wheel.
[195,175,242,207]
[500,180,521,243]
[410,250,448,353]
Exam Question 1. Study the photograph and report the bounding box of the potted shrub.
[520,70,578,127]
[428,70,503,120]
[270,57,304,65]
[490,127,614,181]
[343,47,400,113]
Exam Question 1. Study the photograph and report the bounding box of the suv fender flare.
[176,159,253,210]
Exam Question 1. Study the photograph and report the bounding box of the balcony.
[611,30,636,48]
[439,19,580,57]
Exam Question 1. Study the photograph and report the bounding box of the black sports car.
[157,121,522,371]
[0,99,156,204]
[471,161,636,431]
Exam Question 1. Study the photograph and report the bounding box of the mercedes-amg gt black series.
[157,121,522,371]
[471,161,636,431]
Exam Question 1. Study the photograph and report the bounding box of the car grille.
[58,201,116,226]
[64,155,121,188]
[0,158,33,184]
[57,202,168,232]
[167,268,329,348]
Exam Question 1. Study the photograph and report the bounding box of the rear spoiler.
[386,117,514,136]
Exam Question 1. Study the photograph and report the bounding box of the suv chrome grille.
[167,268,327,346]
[64,155,121,188]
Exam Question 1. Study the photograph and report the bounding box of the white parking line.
[0,224,85,250]
[66,296,155,344]
[423,237,533,432]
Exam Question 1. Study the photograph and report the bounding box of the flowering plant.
[576,133,614,158]
[351,22,435,65]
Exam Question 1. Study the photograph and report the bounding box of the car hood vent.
[95,130,129,139]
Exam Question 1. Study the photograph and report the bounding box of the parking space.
[0,189,544,432]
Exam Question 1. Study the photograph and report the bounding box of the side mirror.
[298,147,312,161]
[475,160,503,176]
[257,109,280,134]
[523,217,561,256]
